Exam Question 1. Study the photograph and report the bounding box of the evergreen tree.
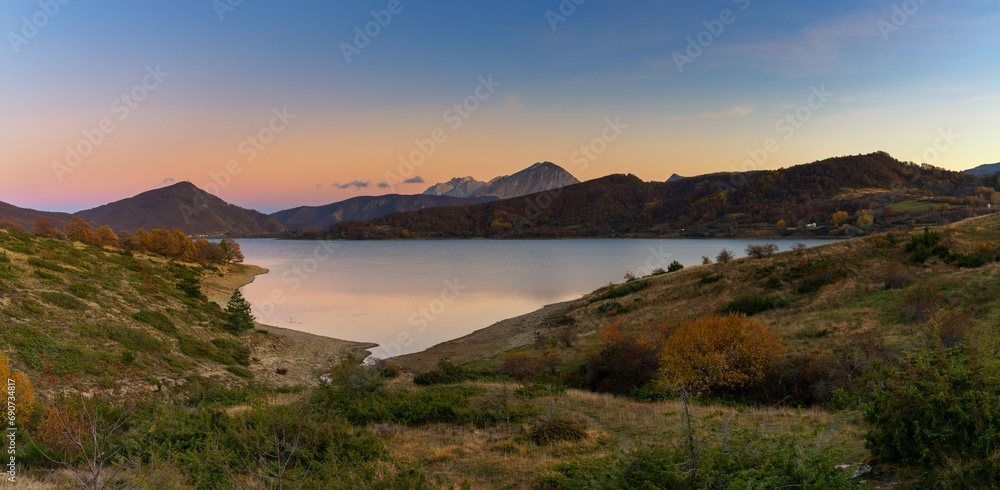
[225,289,256,333]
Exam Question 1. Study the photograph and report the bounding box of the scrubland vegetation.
[4,211,1000,487]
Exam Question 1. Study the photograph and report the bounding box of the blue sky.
[2,0,999,212]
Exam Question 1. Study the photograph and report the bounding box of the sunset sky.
[2,1,999,213]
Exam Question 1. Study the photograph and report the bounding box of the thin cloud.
[377,182,391,189]
[162,177,176,184]
[404,176,425,184]
[332,180,371,189]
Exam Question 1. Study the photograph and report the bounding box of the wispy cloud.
[377,182,391,189]
[332,180,371,189]
[672,105,755,120]
[404,176,425,184]
[162,177,175,184]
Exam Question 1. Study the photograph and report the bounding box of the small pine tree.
[225,289,256,333]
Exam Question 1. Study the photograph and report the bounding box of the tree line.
[8,216,244,265]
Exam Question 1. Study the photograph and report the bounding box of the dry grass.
[379,381,866,489]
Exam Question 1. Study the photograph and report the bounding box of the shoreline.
[203,264,377,384]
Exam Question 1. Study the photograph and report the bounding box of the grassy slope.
[6,212,1000,488]
[401,212,1000,372]
[383,213,1000,487]
[0,229,367,400]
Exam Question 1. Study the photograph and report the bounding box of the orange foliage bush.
[660,314,783,393]
[1,352,37,423]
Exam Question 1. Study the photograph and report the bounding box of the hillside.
[75,182,285,236]
[320,152,994,239]
[0,229,371,400]
[0,201,73,232]
[965,161,1000,175]
[272,194,497,230]
[6,213,1000,487]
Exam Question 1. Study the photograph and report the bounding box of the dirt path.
[203,264,376,386]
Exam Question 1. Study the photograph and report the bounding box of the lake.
[237,238,833,358]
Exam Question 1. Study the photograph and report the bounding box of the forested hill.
[75,181,285,236]
[312,152,995,239]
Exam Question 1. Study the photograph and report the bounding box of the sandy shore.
[203,264,377,386]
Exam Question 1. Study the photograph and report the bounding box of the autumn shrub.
[583,323,665,395]
[529,416,587,445]
[881,261,915,289]
[660,314,783,393]
[896,282,943,324]
[746,243,779,259]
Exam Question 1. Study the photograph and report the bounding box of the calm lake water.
[237,239,833,358]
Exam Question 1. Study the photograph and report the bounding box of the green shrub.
[226,365,253,378]
[40,291,85,310]
[211,338,251,366]
[28,256,65,271]
[67,281,99,299]
[700,272,723,284]
[33,269,61,282]
[865,346,1000,470]
[514,383,566,399]
[720,294,788,316]
[133,310,177,335]
[592,280,649,302]
[75,323,168,354]
[597,301,629,315]
[667,260,684,272]
[537,431,861,489]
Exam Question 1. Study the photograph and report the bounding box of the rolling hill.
[0,200,73,231]
[965,162,1000,175]
[319,152,993,239]
[272,194,498,230]
[75,181,285,236]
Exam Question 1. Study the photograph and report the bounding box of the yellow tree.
[33,218,61,238]
[94,226,119,248]
[856,210,874,228]
[660,314,783,393]
[0,352,36,423]
[831,210,849,227]
[65,217,95,244]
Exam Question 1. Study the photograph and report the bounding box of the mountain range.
[272,162,579,230]
[2,156,997,237]
[319,152,995,239]
[965,162,1000,176]
[272,194,498,230]
[423,162,580,199]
